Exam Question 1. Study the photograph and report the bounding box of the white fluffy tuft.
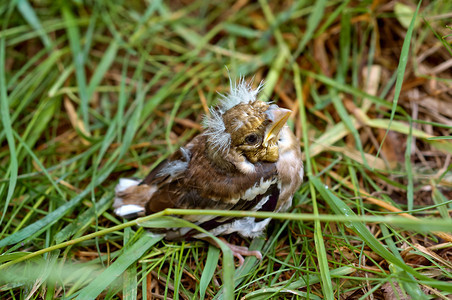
[157,147,191,177]
[115,178,140,193]
[202,109,231,153]
[114,204,145,217]
[217,76,264,114]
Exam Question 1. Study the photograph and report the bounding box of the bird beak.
[263,106,291,146]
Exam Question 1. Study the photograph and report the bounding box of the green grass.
[1,0,452,299]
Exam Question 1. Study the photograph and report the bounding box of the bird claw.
[202,237,263,266]
[218,237,262,266]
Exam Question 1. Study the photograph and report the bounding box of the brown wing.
[143,135,278,214]
[140,145,192,212]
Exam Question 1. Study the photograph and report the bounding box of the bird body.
[114,79,303,261]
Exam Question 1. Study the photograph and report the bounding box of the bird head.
[203,79,291,174]
[222,101,291,163]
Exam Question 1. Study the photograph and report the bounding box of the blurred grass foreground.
[1,0,452,299]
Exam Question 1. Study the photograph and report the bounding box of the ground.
[0,0,452,299]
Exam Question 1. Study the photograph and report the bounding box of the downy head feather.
[203,77,264,153]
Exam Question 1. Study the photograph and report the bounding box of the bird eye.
[244,133,259,145]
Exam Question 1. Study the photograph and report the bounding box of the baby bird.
[114,79,303,264]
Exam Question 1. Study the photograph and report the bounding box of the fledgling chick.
[114,78,304,264]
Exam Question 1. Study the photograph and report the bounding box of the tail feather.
[114,204,145,219]
[114,178,156,219]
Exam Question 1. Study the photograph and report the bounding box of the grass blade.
[0,188,90,248]
[311,177,452,292]
[380,224,427,300]
[376,1,422,159]
[199,244,220,299]
[310,180,333,299]
[75,232,163,299]
[86,40,119,100]
[140,216,234,300]
[61,3,89,131]
[0,37,18,227]
[405,120,414,212]
[293,0,327,57]
[16,0,52,48]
